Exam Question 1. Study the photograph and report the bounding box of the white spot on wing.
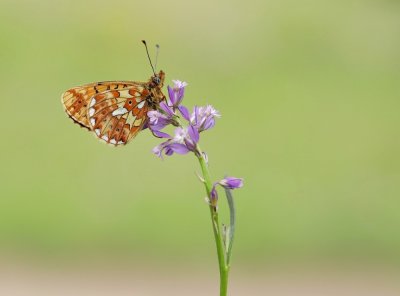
[137,101,145,109]
[102,135,109,141]
[95,129,100,135]
[90,98,96,107]
[112,107,128,116]
[119,90,133,98]
[90,118,95,126]
[118,141,124,145]
[110,139,117,144]
[89,108,95,116]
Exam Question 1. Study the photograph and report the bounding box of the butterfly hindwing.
[87,86,150,146]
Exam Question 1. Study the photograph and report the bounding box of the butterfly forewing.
[87,86,150,145]
[61,81,139,130]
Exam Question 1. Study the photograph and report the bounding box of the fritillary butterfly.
[61,41,166,146]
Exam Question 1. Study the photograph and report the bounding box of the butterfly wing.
[87,86,151,146]
[61,81,140,129]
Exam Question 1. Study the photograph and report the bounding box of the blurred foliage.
[0,0,399,264]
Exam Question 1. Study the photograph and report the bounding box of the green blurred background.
[1,0,400,275]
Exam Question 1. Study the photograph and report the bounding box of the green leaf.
[224,187,236,265]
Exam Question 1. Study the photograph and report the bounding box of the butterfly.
[61,41,166,146]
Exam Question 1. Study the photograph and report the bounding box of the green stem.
[197,147,229,296]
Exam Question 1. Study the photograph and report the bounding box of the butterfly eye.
[153,77,161,85]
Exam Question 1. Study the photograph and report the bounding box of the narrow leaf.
[224,187,236,265]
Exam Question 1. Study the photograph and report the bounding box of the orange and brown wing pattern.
[61,81,138,129]
[87,86,151,146]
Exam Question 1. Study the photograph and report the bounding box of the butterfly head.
[151,70,165,88]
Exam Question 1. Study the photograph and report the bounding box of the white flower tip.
[173,127,189,143]
[206,105,221,117]
[152,146,162,157]
[172,80,188,89]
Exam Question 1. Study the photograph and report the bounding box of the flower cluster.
[148,79,243,294]
[149,80,220,158]
[150,79,243,206]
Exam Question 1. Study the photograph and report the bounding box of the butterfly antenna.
[142,40,156,75]
[154,44,160,72]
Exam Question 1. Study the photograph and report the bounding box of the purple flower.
[148,101,175,134]
[168,80,188,108]
[209,176,243,206]
[152,126,200,158]
[151,79,220,158]
[149,80,191,137]
[218,177,244,189]
[190,105,221,132]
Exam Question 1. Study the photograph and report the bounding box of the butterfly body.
[62,70,165,146]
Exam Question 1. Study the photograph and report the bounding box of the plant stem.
[197,147,229,296]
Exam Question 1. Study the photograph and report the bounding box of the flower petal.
[203,117,215,131]
[147,110,161,124]
[172,80,188,88]
[152,144,164,158]
[160,101,174,116]
[151,129,171,139]
[190,106,199,125]
[219,177,244,189]
[178,105,190,121]
[168,143,190,154]
[165,147,174,156]
[167,85,176,105]
[173,127,187,143]
[188,125,199,144]
[175,87,185,105]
